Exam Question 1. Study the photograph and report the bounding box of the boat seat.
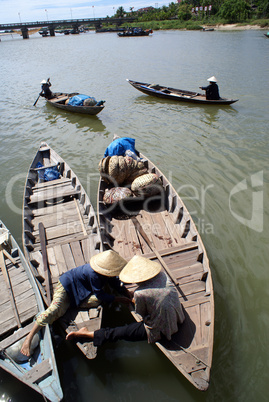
[49,96,69,103]
[0,322,34,350]
[22,359,52,384]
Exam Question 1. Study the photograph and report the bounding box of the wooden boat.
[46,92,105,115]
[97,138,214,391]
[23,142,103,360]
[127,79,238,105]
[118,28,153,37]
[0,220,63,401]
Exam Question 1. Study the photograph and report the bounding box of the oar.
[38,222,52,305]
[33,77,50,106]
[131,217,179,286]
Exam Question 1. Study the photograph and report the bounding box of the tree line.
[113,1,269,24]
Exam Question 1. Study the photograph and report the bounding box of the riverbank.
[211,23,266,30]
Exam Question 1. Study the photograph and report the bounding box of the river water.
[0,29,268,402]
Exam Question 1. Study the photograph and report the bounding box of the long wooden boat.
[127,79,238,105]
[46,92,105,115]
[0,220,63,401]
[97,138,214,391]
[23,142,103,360]
[118,28,153,37]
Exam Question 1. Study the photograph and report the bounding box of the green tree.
[115,6,125,18]
[178,3,192,21]
[218,0,251,22]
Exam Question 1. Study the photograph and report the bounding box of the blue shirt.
[59,264,124,307]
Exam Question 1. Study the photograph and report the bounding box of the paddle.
[131,217,179,286]
[33,77,50,106]
[38,222,52,305]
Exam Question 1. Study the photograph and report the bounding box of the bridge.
[0,17,135,39]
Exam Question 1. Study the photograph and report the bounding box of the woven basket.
[131,173,162,196]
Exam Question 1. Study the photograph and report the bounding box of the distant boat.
[127,79,238,105]
[0,220,63,401]
[118,28,153,37]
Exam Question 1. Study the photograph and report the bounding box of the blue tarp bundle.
[68,94,96,106]
[104,137,137,157]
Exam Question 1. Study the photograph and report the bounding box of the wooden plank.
[142,242,198,260]
[31,199,78,217]
[32,181,72,195]
[0,322,34,349]
[22,359,52,384]
[32,210,83,230]
[187,304,202,347]
[32,177,71,190]
[29,187,80,205]
[131,217,179,286]
[0,252,21,328]
[33,219,85,243]
[160,210,183,245]
[74,199,87,236]
[147,211,174,250]
[53,244,68,275]
[182,295,210,309]
[32,233,89,251]
[62,243,76,270]
[70,241,85,266]
[46,247,60,280]
[200,301,212,345]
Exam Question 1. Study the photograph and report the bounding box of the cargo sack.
[83,97,97,106]
[68,94,91,106]
[103,187,133,204]
[104,137,137,157]
[131,173,163,197]
[98,155,148,186]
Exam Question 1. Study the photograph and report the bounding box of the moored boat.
[0,220,63,401]
[23,142,103,359]
[127,78,238,105]
[118,28,153,37]
[97,137,214,391]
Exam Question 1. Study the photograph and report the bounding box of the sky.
[0,0,172,24]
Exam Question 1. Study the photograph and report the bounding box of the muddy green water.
[0,29,268,402]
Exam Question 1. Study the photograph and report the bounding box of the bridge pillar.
[49,27,55,36]
[21,27,29,39]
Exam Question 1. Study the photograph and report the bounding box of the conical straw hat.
[90,250,127,277]
[119,255,162,283]
[207,76,217,82]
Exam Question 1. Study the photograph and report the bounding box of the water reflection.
[44,104,107,132]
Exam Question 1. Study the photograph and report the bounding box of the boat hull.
[0,220,63,401]
[47,93,105,115]
[23,142,103,360]
[127,79,238,105]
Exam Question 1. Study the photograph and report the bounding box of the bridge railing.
[0,17,135,31]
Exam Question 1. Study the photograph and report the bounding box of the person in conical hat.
[40,78,53,99]
[66,255,185,346]
[21,250,132,357]
[199,75,220,100]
